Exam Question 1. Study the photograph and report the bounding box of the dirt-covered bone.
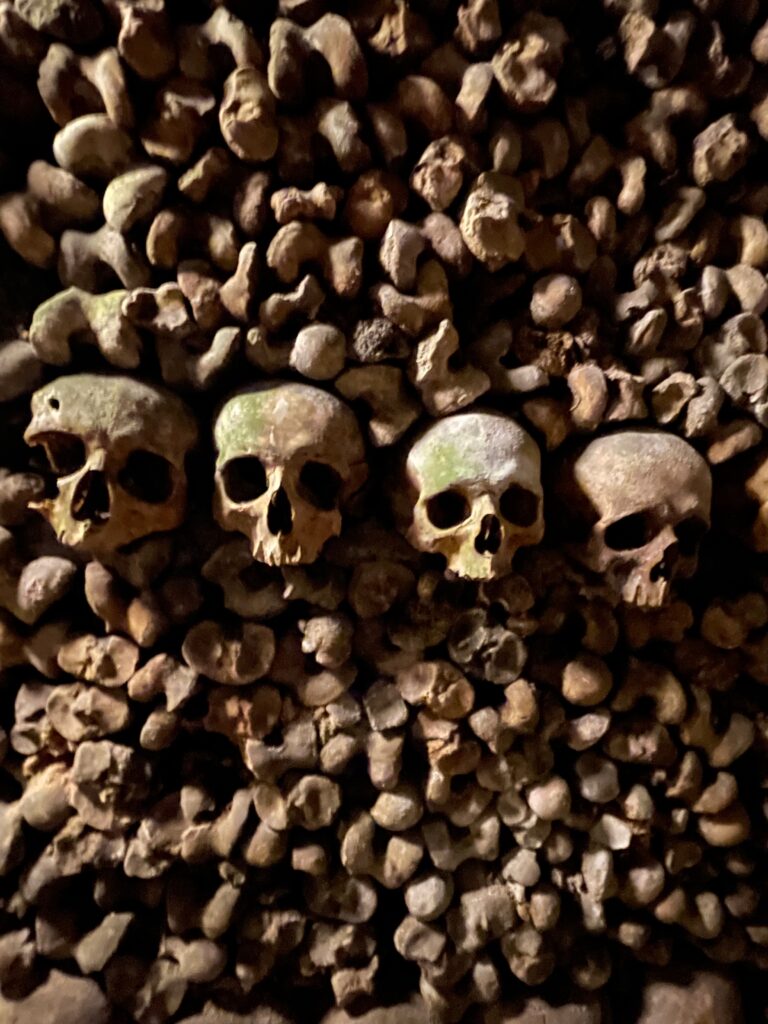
[398,411,544,580]
[561,430,712,608]
[3,0,768,1017]
[213,382,367,566]
[24,374,198,559]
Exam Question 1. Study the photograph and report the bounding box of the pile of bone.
[1,0,768,1021]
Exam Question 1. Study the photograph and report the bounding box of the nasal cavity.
[475,513,501,554]
[72,470,110,524]
[267,486,293,536]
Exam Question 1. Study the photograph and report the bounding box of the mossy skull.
[24,374,198,558]
[213,381,368,565]
[400,411,544,580]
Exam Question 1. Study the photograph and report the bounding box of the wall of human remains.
[0,0,767,1021]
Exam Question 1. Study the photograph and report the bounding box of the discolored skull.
[213,381,368,566]
[563,430,712,608]
[399,411,544,580]
[24,374,198,559]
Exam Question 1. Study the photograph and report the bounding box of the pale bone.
[24,374,197,559]
[398,411,544,580]
[213,382,367,566]
[565,429,711,608]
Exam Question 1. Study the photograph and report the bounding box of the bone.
[178,8,262,80]
[103,166,168,233]
[633,971,742,1024]
[267,222,364,298]
[409,319,490,416]
[25,374,197,559]
[58,223,150,290]
[213,382,367,566]
[182,620,275,685]
[38,43,133,128]
[53,113,135,179]
[29,287,142,367]
[335,366,420,447]
[220,67,278,164]
[3,0,768,1018]
[399,412,543,580]
[0,191,56,268]
[140,78,216,165]
[344,170,408,240]
[559,430,712,608]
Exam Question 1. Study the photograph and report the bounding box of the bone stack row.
[0,1,767,1023]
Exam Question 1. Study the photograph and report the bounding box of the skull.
[24,374,198,559]
[213,381,367,565]
[563,429,712,608]
[399,411,544,580]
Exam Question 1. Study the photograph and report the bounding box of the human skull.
[24,374,198,559]
[634,970,741,1024]
[400,411,544,580]
[485,994,603,1024]
[213,381,367,565]
[563,430,712,608]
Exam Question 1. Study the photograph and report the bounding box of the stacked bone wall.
[0,1,767,1022]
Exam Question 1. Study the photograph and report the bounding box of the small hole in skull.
[222,457,268,503]
[499,484,539,527]
[475,513,502,554]
[118,450,174,504]
[675,517,708,557]
[48,397,59,410]
[298,461,342,511]
[426,490,469,529]
[72,470,110,524]
[604,511,653,551]
[41,432,86,475]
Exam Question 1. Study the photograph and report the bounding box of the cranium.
[213,381,367,565]
[563,429,712,608]
[399,411,544,580]
[24,374,198,559]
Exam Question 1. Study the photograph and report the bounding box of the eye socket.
[675,516,708,557]
[298,461,342,511]
[426,489,470,529]
[39,432,86,475]
[118,450,174,504]
[499,484,540,527]
[222,457,268,503]
[604,511,654,551]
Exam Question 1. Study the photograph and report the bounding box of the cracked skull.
[400,411,544,580]
[213,381,368,565]
[24,374,198,558]
[565,430,712,608]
